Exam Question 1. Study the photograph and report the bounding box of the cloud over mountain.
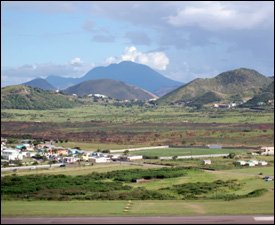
[106,46,169,71]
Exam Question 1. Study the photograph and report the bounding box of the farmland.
[1,105,274,147]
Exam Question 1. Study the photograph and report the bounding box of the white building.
[126,155,143,161]
[1,149,23,160]
[89,157,111,163]
[236,160,247,166]
[258,161,268,166]
[260,147,274,155]
[203,159,211,165]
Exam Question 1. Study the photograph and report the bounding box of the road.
[1,216,274,224]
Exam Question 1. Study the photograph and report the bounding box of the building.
[203,159,211,165]
[258,161,268,166]
[89,157,110,163]
[1,149,23,160]
[260,147,274,155]
[126,155,143,161]
[235,160,247,166]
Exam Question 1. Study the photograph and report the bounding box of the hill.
[64,79,157,100]
[46,61,182,95]
[1,85,80,110]
[158,68,273,106]
[243,81,274,107]
[23,78,56,91]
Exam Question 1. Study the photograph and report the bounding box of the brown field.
[1,121,273,146]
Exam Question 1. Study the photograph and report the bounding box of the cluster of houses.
[213,103,238,109]
[1,138,143,167]
[235,159,268,167]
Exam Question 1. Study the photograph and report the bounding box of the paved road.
[1,216,274,224]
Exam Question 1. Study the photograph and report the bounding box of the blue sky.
[1,1,274,86]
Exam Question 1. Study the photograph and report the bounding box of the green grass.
[1,105,274,124]
[129,148,247,157]
[2,192,274,216]
[1,163,153,177]
[61,141,147,151]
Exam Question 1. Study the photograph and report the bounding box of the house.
[21,151,36,158]
[110,154,122,161]
[125,155,143,161]
[246,161,255,167]
[63,157,79,163]
[67,148,84,155]
[1,149,23,160]
[258,161,268,166]
[88,157,110,163]
[235,160,247,166]
[48,147,68,156]
[203,159,211,165]
[16,144,34,151]
[248,160,258,165]
[260,147,274,155]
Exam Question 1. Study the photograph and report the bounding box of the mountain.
[23,78,56,91]
[46,75,78,90]
[64,79,157,100]
[158,68,273,106]
[1,85,80,110]
[46,61,182,95]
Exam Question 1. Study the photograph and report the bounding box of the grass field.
[1,105,274,124]
[2,193,274,216]
[128,148,248,157]
[1,163,155,177]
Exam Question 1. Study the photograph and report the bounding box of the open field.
[1,193,274,216]
[1,105,274,124]
[1,106,274,146]
[1,163,150,177]
[128,147,248,157]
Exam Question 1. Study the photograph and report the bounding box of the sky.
[1,1,274,86]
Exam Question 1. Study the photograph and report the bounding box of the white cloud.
[167,2,274,30]
[106,46,169,71]
[70,57,83,66]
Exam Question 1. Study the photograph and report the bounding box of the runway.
[1,215,274,224]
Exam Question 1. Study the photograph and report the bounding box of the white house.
[236,160,247,166]
[260,147,274,155]
[258,161,268,166]
[246,161,255,167]
[203,159,211,165]
[248,160,259,165]
[1,149,23,160]
[126,155,143,161]
[89,157,110,163]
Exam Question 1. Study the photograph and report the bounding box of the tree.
[123,150,129,156]
[228,153,236,159]
[172,156,178,160]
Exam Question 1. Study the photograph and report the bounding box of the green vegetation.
[1,193,273,216]
[2,166,272,202]
[129,148,245,157]
[1,168,190,200]
[1,85,80,110]
[158,68,273,106]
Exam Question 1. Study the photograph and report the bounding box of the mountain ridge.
[157,68,273,106]
[64,79,157,100]
[45,61,182,96]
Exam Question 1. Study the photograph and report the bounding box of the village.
[1,137,273,175]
